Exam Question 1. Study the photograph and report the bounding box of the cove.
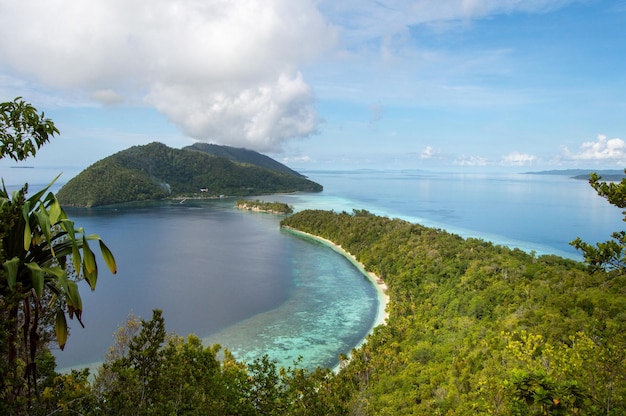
[54,198,379,372]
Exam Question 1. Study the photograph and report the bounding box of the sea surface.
[1,168,623,371]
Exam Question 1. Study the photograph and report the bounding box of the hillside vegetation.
[56,142,322,207]
[184,142,305,177]
[280,210,626,415]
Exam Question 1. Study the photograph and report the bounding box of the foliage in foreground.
[1,98,117,414]
[571,170,626,273]
[27,310,342,416]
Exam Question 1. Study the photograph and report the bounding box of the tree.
[98,310,255,415]
[0,98,117,411]
[0,97,59,162]
[571,171,626,272]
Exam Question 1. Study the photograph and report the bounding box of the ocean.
[2,168,623,371]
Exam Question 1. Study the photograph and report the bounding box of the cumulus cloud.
[501,151,537,166]
[563,134,626,163]
[147,72,320,151]
[0,0,336,152]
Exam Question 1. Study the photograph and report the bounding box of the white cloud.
[309,0,571,109]
[318,0,575,46]
[0,0,586,159]
[564,134,626,162]
[421,146,434,159]
[147,72,320,152]
[453,155,488,166]
[501,151,537,166]
[0,0,336,152]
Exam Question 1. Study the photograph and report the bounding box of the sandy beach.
[281,226,390,348]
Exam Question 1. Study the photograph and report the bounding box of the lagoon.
[55,199,379,371]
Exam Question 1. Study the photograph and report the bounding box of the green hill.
[56,142,322,207]
[184,142,304,177]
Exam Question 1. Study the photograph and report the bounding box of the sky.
[1,0,625,176]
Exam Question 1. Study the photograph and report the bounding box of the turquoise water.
[267,170,623,259]
[5,168,623,372]
[203,231,380,370]
[53,200,379,372]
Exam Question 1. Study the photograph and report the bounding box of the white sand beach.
[281,227,390,355]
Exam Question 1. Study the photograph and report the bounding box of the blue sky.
[1,0,625,175]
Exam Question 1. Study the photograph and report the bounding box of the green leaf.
[60,219,82,275]
[25,173,61,204]
[48,197,62,225]
[66,281,84,326]
[26,262,45,298]
[2,256,20,290]
[35,207,52,249]
[99,239,117,274]
[43,266,66,279]
[82,238,96,273]
[59,218,75,237]
[83,261,98,291]
[72,244,81,278]
[23,202,32,250]
[82,236,97,289]
[55,310,68,350]
[66,280,83,314]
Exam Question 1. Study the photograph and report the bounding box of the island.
[525,168,626,181]
[235,199,294,214]
[56,142,322,207]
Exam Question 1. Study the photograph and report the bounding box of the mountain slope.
[57,142,322,207]
[184,142,303,177]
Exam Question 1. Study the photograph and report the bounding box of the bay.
[55,198,379,371]
[4,168,624,372]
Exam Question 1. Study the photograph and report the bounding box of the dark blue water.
[4,168,623,371]
[55,198,379,371]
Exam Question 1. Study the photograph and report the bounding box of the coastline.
[281,226,390,371]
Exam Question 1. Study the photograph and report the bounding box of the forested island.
[56,142,322,207]
[236,199,294,214]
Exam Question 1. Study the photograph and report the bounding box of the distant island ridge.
[56,142,322,207]
[525,168,626,181]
